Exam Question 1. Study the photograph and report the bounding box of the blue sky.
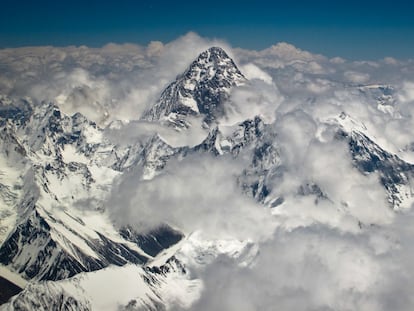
[1,0,413,59]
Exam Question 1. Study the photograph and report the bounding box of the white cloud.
[2,33,414,311]
[256,42,324,62]
[240,63,273,84]
[187,224,403,311]
[398,81,414,103]
[108,154,275,241]
[344,70,371,84]
[224,80,283,124]
[146,40,164,58]
[383,57,399,65]
[330,56,346,64]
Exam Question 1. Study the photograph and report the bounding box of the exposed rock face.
[141,47,246,128]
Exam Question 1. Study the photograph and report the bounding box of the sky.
[0,0,413,59]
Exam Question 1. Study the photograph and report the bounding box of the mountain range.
[0,46,413,310]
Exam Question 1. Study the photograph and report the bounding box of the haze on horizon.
[1,0,413,60]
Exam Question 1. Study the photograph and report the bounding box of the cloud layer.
[2,32,414,310]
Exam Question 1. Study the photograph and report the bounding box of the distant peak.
[190,46,235,68]
[203,46,229,57]
[141,46,246,127]
[184,46,245,85]
[208,46,225,52]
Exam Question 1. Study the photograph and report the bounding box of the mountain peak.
[184,46,242,82]
[197,46,232,61]
[206,46,226,53]
[141,47,246,128]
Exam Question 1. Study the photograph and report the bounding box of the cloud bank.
[2,32,414,310]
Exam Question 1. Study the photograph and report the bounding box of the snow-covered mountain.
[331,112,414,209]
[141,46,246,128]
[0,97,187,283]
[1,46,414,310]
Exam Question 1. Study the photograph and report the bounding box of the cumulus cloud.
[224,80,283,124]
[181,203,414,311]
[239,63,273,84]
[186,220,414,311]
[108,154,275,240]
[235,42,326,65]
[383,57,399,65]
[344,70,371,84]
[2,33,414,310]
[29,68,111,122]
[105,117,209,148]
[398,81,414,103]
[330,56,346,64]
